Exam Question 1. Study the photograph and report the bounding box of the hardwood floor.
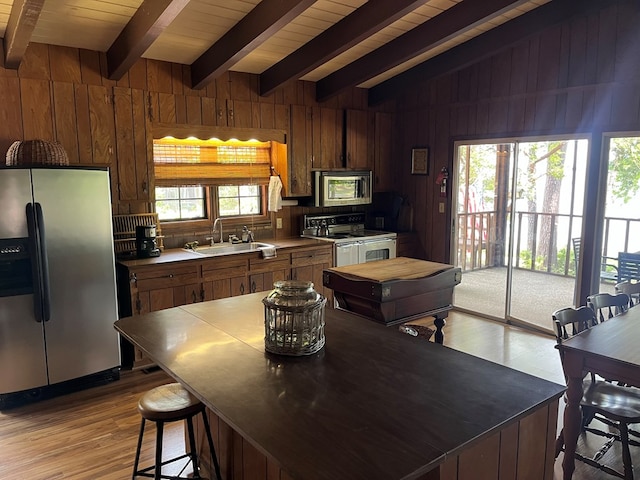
[0,368,189,480]
[0,312,635,479]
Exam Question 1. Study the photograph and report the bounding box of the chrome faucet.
[207,218,223,245]
[213,218,223,243]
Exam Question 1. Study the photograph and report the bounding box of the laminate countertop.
[116,237,329,267]
[114,293,564,480]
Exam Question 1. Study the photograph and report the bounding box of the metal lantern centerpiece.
[262,280,327,356]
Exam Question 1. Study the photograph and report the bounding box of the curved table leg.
[433,316,446,345]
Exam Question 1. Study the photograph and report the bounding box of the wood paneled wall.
[394,1,640,263]
[0,42,387,230]
[197,398,559,480]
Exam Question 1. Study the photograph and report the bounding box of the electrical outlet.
[276,218,283,229]
[439,202,445,214]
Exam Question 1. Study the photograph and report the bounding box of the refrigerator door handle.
[26,203,52,322]
[26,203,45,323]
[34,203,51,322]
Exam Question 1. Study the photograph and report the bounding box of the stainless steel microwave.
[313,170,372,207]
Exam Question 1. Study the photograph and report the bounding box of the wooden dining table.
[557,305,640,479]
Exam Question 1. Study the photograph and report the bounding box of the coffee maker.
[136,224,160,258]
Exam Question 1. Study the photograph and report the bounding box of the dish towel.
[260,246,277,259]
[268,175,283,212]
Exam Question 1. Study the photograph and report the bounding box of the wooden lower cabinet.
[117,243,334,368]
[201,256,249,300]
[290,245,333,301]
[117,262,200,368]
[249,256,291,293]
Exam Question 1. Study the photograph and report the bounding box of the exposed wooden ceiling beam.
[259,0,428,97]
[3,0,45,69]
[316,0,529,103]
[191,0,316,90]
[107,0,190,80]
[368,0,622,105]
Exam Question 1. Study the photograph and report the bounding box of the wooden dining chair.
[616,281,640,307]
[572,238,619,283]
[553,306,640,479]
[587,292,630,323]
[618,252,640,284]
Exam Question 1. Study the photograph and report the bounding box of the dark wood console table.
[323,257,462,344]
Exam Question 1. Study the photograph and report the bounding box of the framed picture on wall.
[411,147,429,175]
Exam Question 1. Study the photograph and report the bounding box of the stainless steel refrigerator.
[0,166,120,408]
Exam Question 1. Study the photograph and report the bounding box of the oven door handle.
[362,237,395,245]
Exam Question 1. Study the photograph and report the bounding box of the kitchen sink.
[184,242,275,257]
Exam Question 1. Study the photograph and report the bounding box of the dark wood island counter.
[114,293,563,480]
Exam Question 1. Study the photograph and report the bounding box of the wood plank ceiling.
[0,0,587,104]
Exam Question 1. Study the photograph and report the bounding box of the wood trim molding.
[190,0,316,90]
[315,0,529,102]
[259,0,428,97]
[3,0,45,69]
[107,0,190,80]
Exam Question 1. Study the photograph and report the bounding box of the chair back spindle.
[615,281,640,307]
[587,292,630,323]
[553,306,597,345]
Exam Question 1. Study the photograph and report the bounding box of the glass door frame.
[580,131,640,304]
[451,133,593,333]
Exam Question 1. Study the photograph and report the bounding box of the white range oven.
[302,213,396,267]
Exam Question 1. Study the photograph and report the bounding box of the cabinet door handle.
[200,288,205,302]
[240,283,245,295]
[135,295,141,314]
[130,273,137,285]
[163,274,174,278]
[191,290,197,303]
[251,281,256,293]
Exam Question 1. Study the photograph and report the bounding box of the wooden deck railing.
[457,211,640,276]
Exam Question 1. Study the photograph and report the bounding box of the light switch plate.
[439,202,445,213]
[276,218,283,229]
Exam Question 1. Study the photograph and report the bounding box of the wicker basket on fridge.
[5,140,70,166]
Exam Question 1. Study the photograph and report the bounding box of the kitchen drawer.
[132,264,199,291]
[291,247,332,267]
[249,255,291,274]
[201,257,248,281]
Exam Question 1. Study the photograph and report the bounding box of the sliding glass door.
[453,137,589,334]
[598,134,640,290]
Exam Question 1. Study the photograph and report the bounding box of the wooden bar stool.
[132,383,222,480]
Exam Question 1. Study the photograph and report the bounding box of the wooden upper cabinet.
[272,105,386,197]
[345,109,374,171]
[275,105,347,197]
[229,99,259,128]
[312,107,343,170]
[113,87,150,203]
[287,105,313,197]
